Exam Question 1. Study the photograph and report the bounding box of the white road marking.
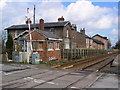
[24,77,33,80]
[34,79,45,83]
[71,86,77,88]
[47,82,55,85]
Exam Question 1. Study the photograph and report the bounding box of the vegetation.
[113,40,120,50]
[6,34,14,59]
[43,59,81,66]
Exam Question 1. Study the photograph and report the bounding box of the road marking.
[62,65,73,69]
[47,82,55,85]
[51,65,61,68]
[24,77,34,80]
[71,86,77,88]
[34,79,45,83]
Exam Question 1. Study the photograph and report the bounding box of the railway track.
[2,66,102,88]
[51,52,118,72]
[1,52,118,88]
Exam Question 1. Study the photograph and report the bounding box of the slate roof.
[77,32,91,38]
[14,29,62,41]
[93,34,108,40]
[5,21,70,30]
[38,30,61,40]
[92,39,104,45]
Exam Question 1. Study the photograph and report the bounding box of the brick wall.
[76,32,86,48]
[26,30,61,62]
[93,36,108,50]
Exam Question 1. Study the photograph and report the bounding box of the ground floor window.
[64,39,70,49]
[56,42,59,49]
[48,41,53,50]
[33,41,43,51]
[65,42,70,49]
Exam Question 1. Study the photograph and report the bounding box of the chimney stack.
[72,24,77,31]
[58,16,65,22]
[39,18,44,30]
[80,28,85,34]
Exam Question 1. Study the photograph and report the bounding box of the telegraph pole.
[33,5,35,25]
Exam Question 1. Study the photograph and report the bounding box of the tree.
[6,34,14,59]
[114,40,120,50]
[108,39,111,49]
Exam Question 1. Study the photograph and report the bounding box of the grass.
[45,58,82,66]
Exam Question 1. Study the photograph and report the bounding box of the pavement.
[89,74,119,88]
[89,54,119,88]
[0,64,30,73]
[112,54,120,67]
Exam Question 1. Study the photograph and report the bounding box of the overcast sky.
[0,0,119,46]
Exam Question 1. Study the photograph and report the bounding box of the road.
[1,54,119,89]
[2,66,101,88]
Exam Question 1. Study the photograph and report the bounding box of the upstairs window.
[15,30,19,38]
[66,30,69,38]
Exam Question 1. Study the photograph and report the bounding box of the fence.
[61,49,107,60]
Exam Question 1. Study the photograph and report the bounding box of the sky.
[0,0,119,46]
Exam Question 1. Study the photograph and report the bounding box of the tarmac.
[1,54,119,88]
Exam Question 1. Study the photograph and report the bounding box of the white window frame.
[55,42,60,50]
[66,30,69,38]
[15,30,19,38]
[48,42,54,51]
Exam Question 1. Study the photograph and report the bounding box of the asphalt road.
[1,64,118,89]
[1,54,119,89]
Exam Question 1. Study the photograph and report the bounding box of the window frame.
[55,42,60,50]
[48,41,54,51]
[33,41,44,51]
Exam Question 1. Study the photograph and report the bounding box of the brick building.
[14,29,62,62]
[76,28,86,48]
[92,39,104,50]
[5,17,82,49]
[5,16,108,52]
[92,34,108,50]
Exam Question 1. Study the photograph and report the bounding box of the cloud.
[1,0,118,45]
[109,28,118,46]
[0,0,7,8]
[110,29,118,35]
[65,1,117,31]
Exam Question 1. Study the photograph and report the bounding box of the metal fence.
[61,49,107,60]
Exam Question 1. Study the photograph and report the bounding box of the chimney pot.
[58,16,65,22]
[39,18,44,30]
[80,28,85,34]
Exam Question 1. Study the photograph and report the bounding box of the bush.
[6,34,14,59]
